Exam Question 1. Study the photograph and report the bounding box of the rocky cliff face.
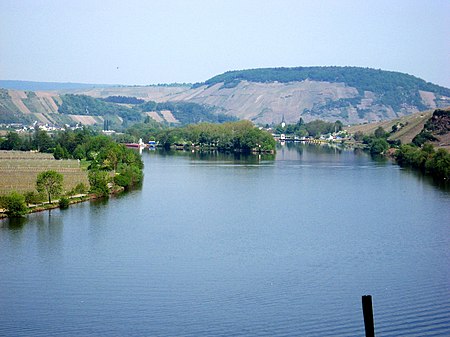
[426,109,450,149]
[427,109,450,135]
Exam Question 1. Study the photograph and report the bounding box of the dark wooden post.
[362,295,375,337]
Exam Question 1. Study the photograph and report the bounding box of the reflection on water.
[2,216,27,229]
[0,143,449,337]
[150,148,276,163]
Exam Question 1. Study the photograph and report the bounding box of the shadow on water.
[353,147,365,157]
[90,197,110,208]
[150,148,276,163]
[399,165,450,193]
[34,211,64,257]
[1,216,27,230]
[370,153,390,165]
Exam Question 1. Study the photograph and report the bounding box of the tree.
[374,126,388,139]
[369,138,389,155]
[33,130,54,152]
[115,164,143,189]
[73,144,86,160]
[88,170,110,197]
[353,131,364,141]
[36,170,63,203]
[1,132,22,150]
[53,144,69,160]
[0,192,28,217]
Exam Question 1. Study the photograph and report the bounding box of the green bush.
[369,138,389,155]
[412,131,437,147]
[73,182,88,195]
[0,192,28,217]
[374,126,389,139]
[59,197,70,209]
[24,191,44,205]
[426,149,450,179]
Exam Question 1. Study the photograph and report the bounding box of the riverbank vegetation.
[0,128,144,217]
[395,144,450,180]
[353,124,449,180]
[274,118,343,138]
[126,120,276,153]
[360,126,392,155]
[353,109,450,180]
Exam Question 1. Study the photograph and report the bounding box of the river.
[1,143,449,336]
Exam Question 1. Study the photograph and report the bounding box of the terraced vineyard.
[0,151,89,195]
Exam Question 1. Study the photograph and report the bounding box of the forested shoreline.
[127,120,276,153]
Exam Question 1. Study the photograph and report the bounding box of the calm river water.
[1,143,449,336]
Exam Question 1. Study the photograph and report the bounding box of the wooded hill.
[198,67,450,112]
[184,67,450,125]
[2,66,449,126]
[0,89,234,128]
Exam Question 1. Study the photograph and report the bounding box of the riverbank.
[0,187,126,219]
[0,194,90,219]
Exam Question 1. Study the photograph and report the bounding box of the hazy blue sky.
[1,0,449,87]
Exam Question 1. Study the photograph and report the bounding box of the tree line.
[275,118,343,137]
[58,94,142,122]
[126,120,276,152]
[395,144,449,180]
